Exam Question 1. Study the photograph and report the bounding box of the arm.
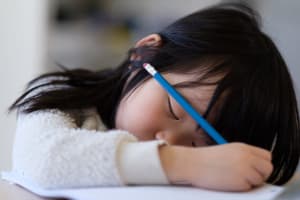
[13,109,272,191]
[12,110,168,189]
[159,143,274,191]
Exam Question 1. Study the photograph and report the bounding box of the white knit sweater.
[11,108,169,189]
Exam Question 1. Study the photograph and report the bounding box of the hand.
[159,142,273,191]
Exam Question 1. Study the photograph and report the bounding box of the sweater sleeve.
[118,140,169,185]
[12,110,168,189]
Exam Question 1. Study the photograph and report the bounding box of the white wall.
[109,0,221,18]
[255,0,300,109]
[0,1,49,171]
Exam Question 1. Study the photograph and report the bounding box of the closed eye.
[167,96,180,120]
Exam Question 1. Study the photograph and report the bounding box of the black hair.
[9,3,300,185]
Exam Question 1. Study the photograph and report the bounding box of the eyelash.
[167,97,198,147]
[168,97,180,120]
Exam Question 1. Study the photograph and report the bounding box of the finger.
[252,157,274,180]
[246,168,265,187]
[248,145,272,161]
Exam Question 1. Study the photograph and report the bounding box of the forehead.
[163,72,217,109]
[164,72,217,95]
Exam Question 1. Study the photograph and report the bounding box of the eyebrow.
[171,83,211,134]
[168,92,204,136]
[171,83,207,112]
[172,81,215,118]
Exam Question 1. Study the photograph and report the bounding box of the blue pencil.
[143,63,227,144]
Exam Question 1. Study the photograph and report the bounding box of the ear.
[130,34,162,61]
[135,34,162,48]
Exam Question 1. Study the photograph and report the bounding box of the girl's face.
[115,72,217,147]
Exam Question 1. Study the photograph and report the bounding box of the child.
[9,3,300,192]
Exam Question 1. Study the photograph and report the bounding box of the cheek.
[116,93,165,140]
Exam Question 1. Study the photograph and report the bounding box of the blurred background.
[0,0,299,172]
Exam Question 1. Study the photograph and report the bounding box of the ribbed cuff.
[117,140,169,185]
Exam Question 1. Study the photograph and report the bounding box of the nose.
[155,130,190,146]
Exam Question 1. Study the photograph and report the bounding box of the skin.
[115,72,215,147]
[115,34,274,191]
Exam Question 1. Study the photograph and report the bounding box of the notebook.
[1,171,284,200]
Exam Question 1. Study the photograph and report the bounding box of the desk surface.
[1,173,299,200]
[0,179,49,200]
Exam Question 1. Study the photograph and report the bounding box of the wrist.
[159,145,192,184]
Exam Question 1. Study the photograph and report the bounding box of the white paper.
[1,171,284,200]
